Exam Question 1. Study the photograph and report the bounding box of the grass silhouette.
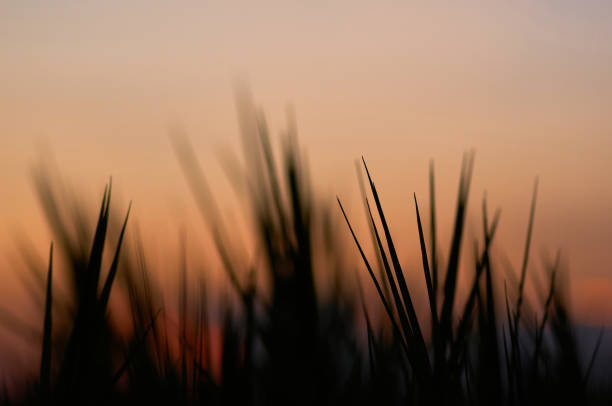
[2,92,609,405]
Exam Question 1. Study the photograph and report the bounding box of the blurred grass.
[0,90,608,405]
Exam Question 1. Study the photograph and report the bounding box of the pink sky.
[1,2,611,329]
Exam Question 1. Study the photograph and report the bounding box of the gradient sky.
[1,1,611,329]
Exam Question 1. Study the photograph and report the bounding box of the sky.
[1,1,611,332]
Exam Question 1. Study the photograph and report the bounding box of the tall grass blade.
[355,268,377,375]
[429,160,438,301]
[337,197,408,354]
[364,197,411,349]
[88,182,111,296]
[256,115,290,244]
[40,243,53,398]
[515,178,538,328]
[448,210,500,368]
[99,201,132,312]
[356,161,390,302]
[414,193,438,328]
[440,153,474,346]
[361,158,430,375]
[533,252,559,367]
[479,198,502,404]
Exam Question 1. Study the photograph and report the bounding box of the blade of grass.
[355,267,377,375]
[40,243,53,397]
[414,193,438,328]
[337,197,408,354]
[179,231,188,395]
[361,158,430,375]
[364,198,412,349]
[448,209,500,369]
[356,161,390,302]
[362,197,432,375]
[429,160,438,302]
[481,198,502,403]
[99,202,132,312]
[533,252,559,369]
[88,182,111,296]
[502,325,514,405]
[256,115,291,245]
[515,178,538,330]
[440,152,474,346]
[172,133,247,297]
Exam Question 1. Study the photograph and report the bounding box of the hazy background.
[1,1,611,325]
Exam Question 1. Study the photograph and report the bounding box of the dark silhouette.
[1,91,609,405]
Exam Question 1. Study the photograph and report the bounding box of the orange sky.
[1,1,611,330]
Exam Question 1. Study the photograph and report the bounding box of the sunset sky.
[1,1,611,326]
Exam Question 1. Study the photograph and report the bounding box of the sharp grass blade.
[337,197,408,354]
[40,243,53,397]
[429,160,438,302]
[364,197,412,350]
[361,158,430,375]
[356,160,390,302]
[414,193,438,328]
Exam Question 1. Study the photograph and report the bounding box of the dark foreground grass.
[2,93,609,405]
